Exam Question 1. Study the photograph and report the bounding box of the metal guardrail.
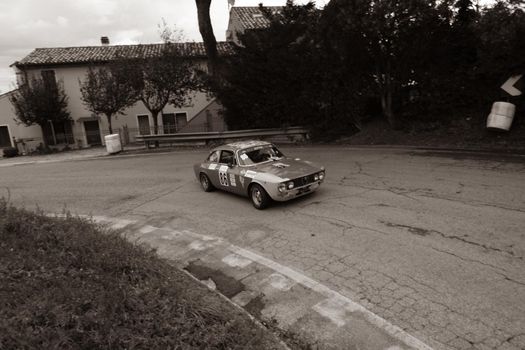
[135,127,309,145]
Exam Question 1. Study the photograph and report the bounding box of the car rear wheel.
[200,173,214,192]
[250,184,270,210]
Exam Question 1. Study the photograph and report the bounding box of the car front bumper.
[271,181,322,202]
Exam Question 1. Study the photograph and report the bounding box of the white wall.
[0,91,43,153]
[22,60,218,147]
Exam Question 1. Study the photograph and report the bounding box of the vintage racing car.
[194,141,325,209]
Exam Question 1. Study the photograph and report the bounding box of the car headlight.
[278,183,287,193]
[287,181,294,189]
[314,174,319,181]
[319,171,325,180]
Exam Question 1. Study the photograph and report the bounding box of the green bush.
[0,202,281,349]
[2,147,18,158]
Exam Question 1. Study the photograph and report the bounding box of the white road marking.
[202,278,217,290]
[139,225,157,234]
[231,290,259,307]
[110,219,134,230]
[188,240,210,251]
[265,273,295,291]
[200,234,220,241]
[160,232,183,240]
[312,298,349,327]
[222,254,253,268]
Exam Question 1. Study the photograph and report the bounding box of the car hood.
[250,157,323,180]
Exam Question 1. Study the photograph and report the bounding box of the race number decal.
[219,171,229,186]
[244,170,257,179]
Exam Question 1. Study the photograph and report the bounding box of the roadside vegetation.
[202,0,525,144]
[0,201,284,349]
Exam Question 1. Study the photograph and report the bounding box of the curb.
[181,268,292,350]
[85,215,435,350]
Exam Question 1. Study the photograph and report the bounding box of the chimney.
[100,36,110,45]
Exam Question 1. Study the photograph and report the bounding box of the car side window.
[219,150,235,165]
[207,151,219,163]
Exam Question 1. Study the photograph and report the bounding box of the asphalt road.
[1,146,524,350]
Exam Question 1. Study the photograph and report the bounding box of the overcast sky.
[0,0,329,94]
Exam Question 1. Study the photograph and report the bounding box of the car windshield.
[238,146,284,165]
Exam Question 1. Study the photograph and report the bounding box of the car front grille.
[292,174,317,188]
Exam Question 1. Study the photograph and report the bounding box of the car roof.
[212,140,272,152]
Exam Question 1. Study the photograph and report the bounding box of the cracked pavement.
[1,146,524,349]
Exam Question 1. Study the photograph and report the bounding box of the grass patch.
[0,201,284,349]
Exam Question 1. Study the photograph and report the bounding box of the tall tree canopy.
[323,0,456,128]
[199,0,524,137]
[212,2,324,131]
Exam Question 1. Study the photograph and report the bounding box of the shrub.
[2,147,18,158]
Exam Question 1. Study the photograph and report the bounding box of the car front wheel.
[200,173,214,192]
[250,184,270,209]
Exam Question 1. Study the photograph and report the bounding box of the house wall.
[226,11,243,45]
[21,60,224,147]
[0,91,43,153]
[179,99,227,133]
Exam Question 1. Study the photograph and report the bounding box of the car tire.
[250,184,270,210]
[200,173,214,192]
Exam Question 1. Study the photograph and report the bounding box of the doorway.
[137,115,151,135]
[175,112,187,131]
[84,120,101,145]
[0,125,11,148]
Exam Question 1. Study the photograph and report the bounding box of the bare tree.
[137,43,197,142]
[79,60,141,134]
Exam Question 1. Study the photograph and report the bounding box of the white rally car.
[193,141,325,209]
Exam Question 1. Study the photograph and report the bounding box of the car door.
[204,150,221,188]
[217,150,242,194]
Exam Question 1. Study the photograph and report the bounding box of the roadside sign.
[501,74,523,96]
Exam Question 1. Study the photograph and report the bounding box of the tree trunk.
[39,124,48,148]
[152,111,160,135]
[106,114,113,134]
[379,63,399,130]
[381,89,397,130]
[152,110,160,148]
[195,0,219,75]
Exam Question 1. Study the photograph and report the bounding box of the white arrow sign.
[501,74,523,96]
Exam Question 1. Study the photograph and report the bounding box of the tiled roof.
[14,42,234,67]
[230,6,282,30]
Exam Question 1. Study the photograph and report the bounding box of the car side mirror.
[228,161,235,168]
